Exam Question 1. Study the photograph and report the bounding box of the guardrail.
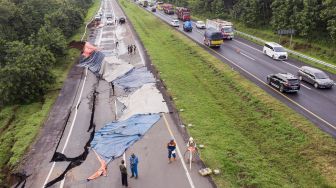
[235,30,336,70]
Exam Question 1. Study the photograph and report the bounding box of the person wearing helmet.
[187,137,197,149]
[167,139,177,163]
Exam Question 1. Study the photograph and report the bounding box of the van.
[204,28,223,47]
[297,66,334,88]
[263,42,288,60]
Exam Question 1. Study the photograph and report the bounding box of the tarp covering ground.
[117,83,169,120]
[91,114,161,162]
[113,66,156,91]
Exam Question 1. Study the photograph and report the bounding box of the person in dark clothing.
[116,41,119,48]
[129,45,133,54]
[120,160,128,187]
[132,44,136,54]
[129,153,139,179]
[167,139,177,163]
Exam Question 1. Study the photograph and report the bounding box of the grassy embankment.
[0,0,100,184]
[120,0,336,187]
[191,14,336,75]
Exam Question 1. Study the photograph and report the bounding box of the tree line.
[0,0,93,105]
[164,0,336,43]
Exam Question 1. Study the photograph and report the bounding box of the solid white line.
[233,39,263,52]
[162,114,195,188]
[240,52,256,61]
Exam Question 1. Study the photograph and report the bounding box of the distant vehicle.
[297,66,334,88]
[195,21,206,29]
[204,28,223,47]
[183,21,192,32]
[206,19,234,40]
[162,3,174,14]
[151,7,156,12]
[267,73,300,93]
[170,19,179,27]
[176,7,190,21]
[157,1,164,10]
[119,17,126,24]
[106,12,113,19]
[95,14,101,21]
[263,42,288,60]
[106,18,113,25]
[143,0,148,7]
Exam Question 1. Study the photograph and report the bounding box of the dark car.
[151,7,156,12]
[297,66,334,89]
[119,17,126,24]
[267,73,300,93]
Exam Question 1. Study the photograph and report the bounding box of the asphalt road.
[141,5,336,138]
[17,0,214,187]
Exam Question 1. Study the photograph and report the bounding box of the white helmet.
[189,137,194,142]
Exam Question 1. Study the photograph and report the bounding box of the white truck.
[206,19,234,40]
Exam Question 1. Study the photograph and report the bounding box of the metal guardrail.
[235,30,336,70]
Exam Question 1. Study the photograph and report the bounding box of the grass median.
[0,0,100,185]
[120,0,336,187]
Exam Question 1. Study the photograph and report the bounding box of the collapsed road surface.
[14,0,215,188]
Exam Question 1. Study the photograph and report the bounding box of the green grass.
[120,0,336,187]
[0,0,100,185]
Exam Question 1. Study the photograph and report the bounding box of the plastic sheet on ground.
[99,56,134,82]
[113,67,156,91]
[90,114,161,162]
[117,83,169,120]
[78,51,105,75]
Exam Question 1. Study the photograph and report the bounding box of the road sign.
[277,29,295,35]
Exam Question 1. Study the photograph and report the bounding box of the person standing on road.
[167,139,177,163]
[129,45,133,55]
[132,44,136,54]
[119,160,128,187]
[116,41,119,48]
[130,153,139,179]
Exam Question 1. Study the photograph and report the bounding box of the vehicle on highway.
[297,66,334,89]
[267,73,300,93]
[151,7,156,12]
[170,19,179,27]
[95,14,101,21]
[206,19,234,40]
[119,17,126,24]
[195,21,206,29]
[157,1,164,10]
[106,18,113,25]
[106,12,113,19]
[183,21,192,32]
[176,7,190,21]
[162,3,174,14]
[204,28,223,48]
[263,42,288,60]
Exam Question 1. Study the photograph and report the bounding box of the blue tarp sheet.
[113,67,156,91]
[91,114,161,162]
[78,51,105,75]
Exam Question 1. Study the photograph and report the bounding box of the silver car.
[297,66,334,89]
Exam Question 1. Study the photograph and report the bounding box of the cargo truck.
[206,19,234,40]
[162,3,174,15]
[204,28,223,47]
[176,7,190,21]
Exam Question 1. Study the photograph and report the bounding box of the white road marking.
[123,152,126,167]
[300,84,311,90]
[282,60,299,69]
[162,114,196,188]
[240,52,256,61]
[233,39,263,52]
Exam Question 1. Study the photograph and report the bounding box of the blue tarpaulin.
[113,67,156,91]
[78,51,105,75]
[91,114,161,162]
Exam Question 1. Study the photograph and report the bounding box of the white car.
[170,19,180,27]
[195,21,206,29]
[106,18,113,25]
[263,42,288,60]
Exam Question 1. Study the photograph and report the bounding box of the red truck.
[162,3,174,15]
[176,7,190,21]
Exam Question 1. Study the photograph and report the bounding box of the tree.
[30,24,67,57]
[320,0,336,43]
[0,41,55,104]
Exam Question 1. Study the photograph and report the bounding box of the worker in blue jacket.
[129,153,139,179]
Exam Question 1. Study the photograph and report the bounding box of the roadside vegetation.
[0,0,100,185]
[120,0,336,187]
[163,0,336,71]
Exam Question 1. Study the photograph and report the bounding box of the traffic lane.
[150,10,336,134]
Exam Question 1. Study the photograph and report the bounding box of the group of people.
[118,137,197,187]
[127,44,137,55]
